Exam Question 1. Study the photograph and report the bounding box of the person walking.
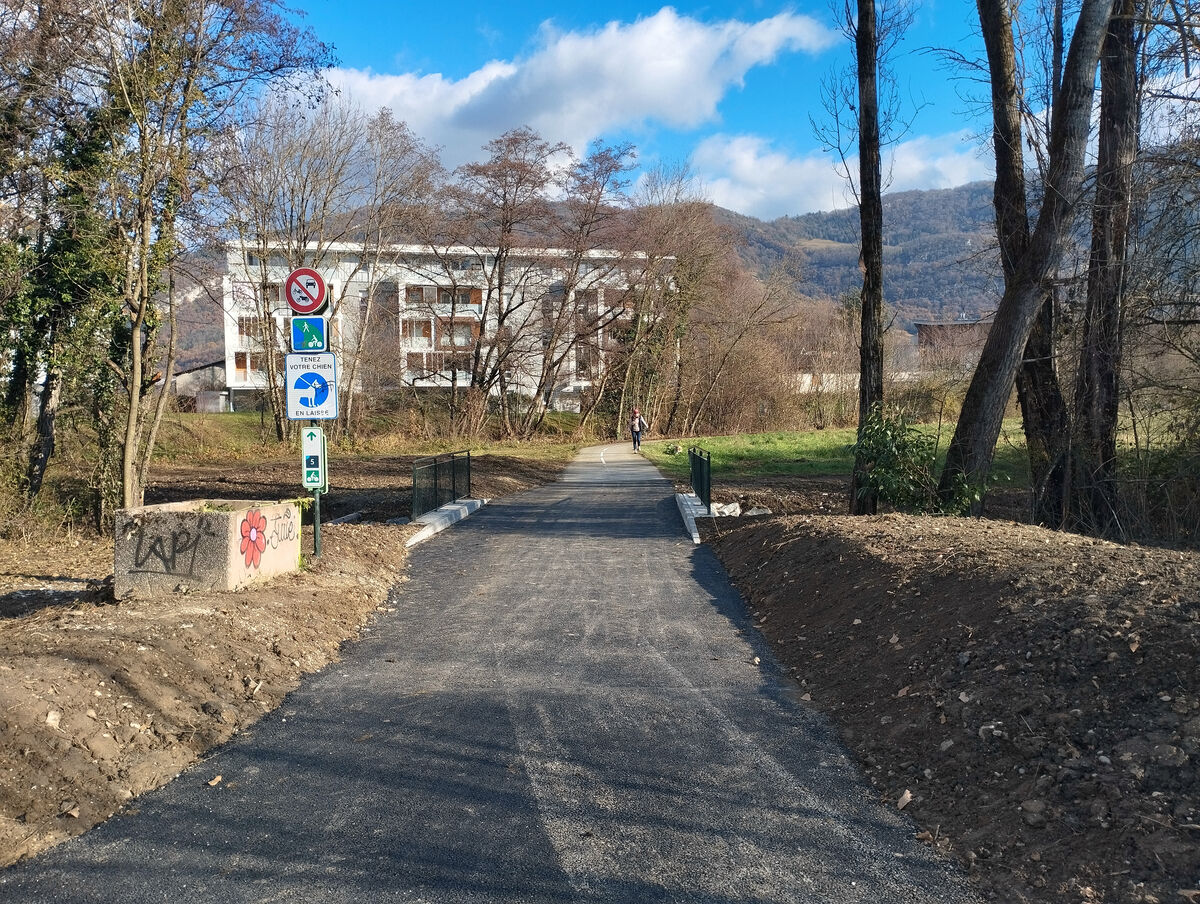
[630,407,648,451]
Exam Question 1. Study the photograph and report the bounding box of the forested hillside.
[716,181,1001,332]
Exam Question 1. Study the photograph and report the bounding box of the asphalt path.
[1,444,980,903]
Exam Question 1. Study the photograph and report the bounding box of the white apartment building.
[218,243,647,411]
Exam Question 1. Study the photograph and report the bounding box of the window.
[234,352,257,380]
[402,319,433,349]
[237,316,260,339]
[439,288,474,309]
[439,319,476,349]
[406,285,437,310]
[450,324,473,347]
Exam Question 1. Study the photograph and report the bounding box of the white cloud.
[691,131,993,219]
[886,132,993,197]
[691,135,855,219]
[327,62,518,158]
[325,7,836,166]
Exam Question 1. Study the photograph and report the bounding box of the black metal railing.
[412,450,472,518]
[689,446,711,513]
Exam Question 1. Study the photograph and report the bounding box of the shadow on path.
[1,444,979,904]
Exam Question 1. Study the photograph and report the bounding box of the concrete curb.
[405,498,489,548]
[675,493,711,545]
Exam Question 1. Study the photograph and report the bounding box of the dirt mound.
[707,511,1200,904]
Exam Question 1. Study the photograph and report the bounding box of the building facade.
[219,243,648,412]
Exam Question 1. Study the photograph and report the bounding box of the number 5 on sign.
[301,427,327,491]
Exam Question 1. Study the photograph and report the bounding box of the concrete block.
[114,499,301,599]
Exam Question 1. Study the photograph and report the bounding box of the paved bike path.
[1,445,979,903]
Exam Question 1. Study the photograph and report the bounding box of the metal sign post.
[301,424,328,557]
[311,422,322,558]
[284,269,333,558]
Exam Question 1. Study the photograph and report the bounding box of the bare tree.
[217,96,365,442]
[216,96,438,441]
[409,127,572,435]
[976,0,1074,527]
[682,267,797,435]
[597,164,734,441]
[1069,0,1142,535]
[813,0,916,514]
[938,0,1115,508]
[514,142,636,437]
[334,109,440,436]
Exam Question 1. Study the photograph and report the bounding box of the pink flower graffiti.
[240,509,268,570]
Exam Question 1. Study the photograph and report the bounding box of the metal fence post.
[689,446,711,513]
[412,450,474,519]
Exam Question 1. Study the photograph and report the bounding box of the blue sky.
[293,2,993,219]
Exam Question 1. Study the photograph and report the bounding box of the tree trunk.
[137,278,178,501]
[939,0,1114,507]
[25,364,60,498]
[122,319,144,508]
[1071,0,1138,536]
[665,336,684,435]
[977,0,1072,526]
[850,0,885,516]
[1015,300,1071,525]
[974,0,1070,521]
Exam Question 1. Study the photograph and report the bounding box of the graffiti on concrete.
[266,506,298,549]
[240,509,267,569]
[240,506,299,570]
[116,502,301,599]
[130,522,218,576]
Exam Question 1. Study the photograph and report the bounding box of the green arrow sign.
[301,427,327,490]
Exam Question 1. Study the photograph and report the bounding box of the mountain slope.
[717,181,1001,332]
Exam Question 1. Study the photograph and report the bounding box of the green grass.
[154,410,280,460]
[643,420,1033,488]
[643,429,860,481]
[989,420,1033,486]
[157,409,1033,489]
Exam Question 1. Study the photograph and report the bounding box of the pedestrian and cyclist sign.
[284,268,327,315]
[285,353,338,420]
[291,315,327,352]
